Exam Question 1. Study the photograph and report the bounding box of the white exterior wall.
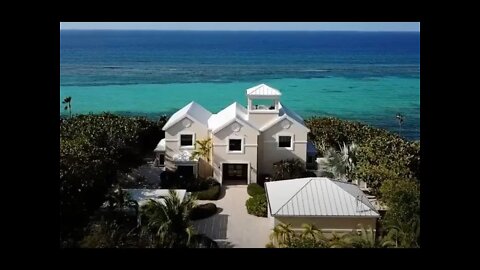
[248,111,278,128]
[211,121,258,184]
[164,116,209,171]
[258,120,308,175]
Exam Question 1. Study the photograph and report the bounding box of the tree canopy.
[60,113,165,245]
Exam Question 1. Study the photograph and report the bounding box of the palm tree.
[300,224,320,240]
[327,232,352,248]
[105,186,140,225]
[343,224,395,248]
[300,224,329,247]
[396,113,405,137]
[324,142,358,181]
[62,96,72,118]
[269,223,294,247]
[384,218,420,248]
[191,138,212,163]
[143,190,197,248]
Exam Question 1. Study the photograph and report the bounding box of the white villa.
[156,84,316,184]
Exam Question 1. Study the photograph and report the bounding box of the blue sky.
[60,22,419,31]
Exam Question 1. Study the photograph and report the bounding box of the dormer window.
[179,133,195,149]
[227,137,244,153]
[229,139,242,151]
[279,135,292,148]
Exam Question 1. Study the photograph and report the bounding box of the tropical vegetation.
[247,183,265,196]
[322,142,358,181]
[62,96,72,118]
[246,193,267,217]
[305,116,420,196]
[303,116,420,247]
[272,158,308,181]
[60,113,166,247]
[191,138,212,163]
[268,223,401,248]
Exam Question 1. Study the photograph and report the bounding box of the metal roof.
[207,102,260,134]
[246,84,282,97]
[259,102,309,132]
[162,101,212,131]
[265,178,379,217]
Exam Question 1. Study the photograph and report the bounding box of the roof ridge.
[329,180,377,213]
[273,178,314,215]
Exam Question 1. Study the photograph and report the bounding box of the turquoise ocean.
[60,31,420,140]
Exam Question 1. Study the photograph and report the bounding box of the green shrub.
[189,203,218,220]
[272,158,307,181]
[193,184,221,200]
[380,178,420,227]
[305,117,391,152]
[305,116,420,197]
[247,183,265,196]
[246,194,267,217]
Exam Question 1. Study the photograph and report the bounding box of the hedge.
[189,203,218,220]
[193,184,221,200]
[305,116,420,197]
[246,194,267,217]
[247,183,265,196]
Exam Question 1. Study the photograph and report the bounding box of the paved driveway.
[192,184,271,248]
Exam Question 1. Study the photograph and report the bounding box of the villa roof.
[162,101,212,131]
[246,83,282,97]
[265,177,379,217]
[208,102,260,134]
[259,102,310,132]
[154,138,165,152]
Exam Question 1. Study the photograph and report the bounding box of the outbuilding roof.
[162,101,212,131]
[125,189,187,207]
[265,177,379,217]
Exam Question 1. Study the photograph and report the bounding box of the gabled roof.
[154,138,166,152]
[246,83,282,97]
[265,178,379,217]
[162,102,212,131]
[208,102,260,134]
[259,102,310,132]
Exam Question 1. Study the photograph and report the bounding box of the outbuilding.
[265,177,379,236]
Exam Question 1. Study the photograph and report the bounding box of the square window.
[180,134,193,146]
[279,136,292,148]
[229,139,242,151]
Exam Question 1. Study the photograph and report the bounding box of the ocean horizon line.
[60,29,420,33]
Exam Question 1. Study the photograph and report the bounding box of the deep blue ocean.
[60,31,420,139]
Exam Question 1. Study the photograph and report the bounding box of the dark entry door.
[223,164,248,181]
[177,165,194,178]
